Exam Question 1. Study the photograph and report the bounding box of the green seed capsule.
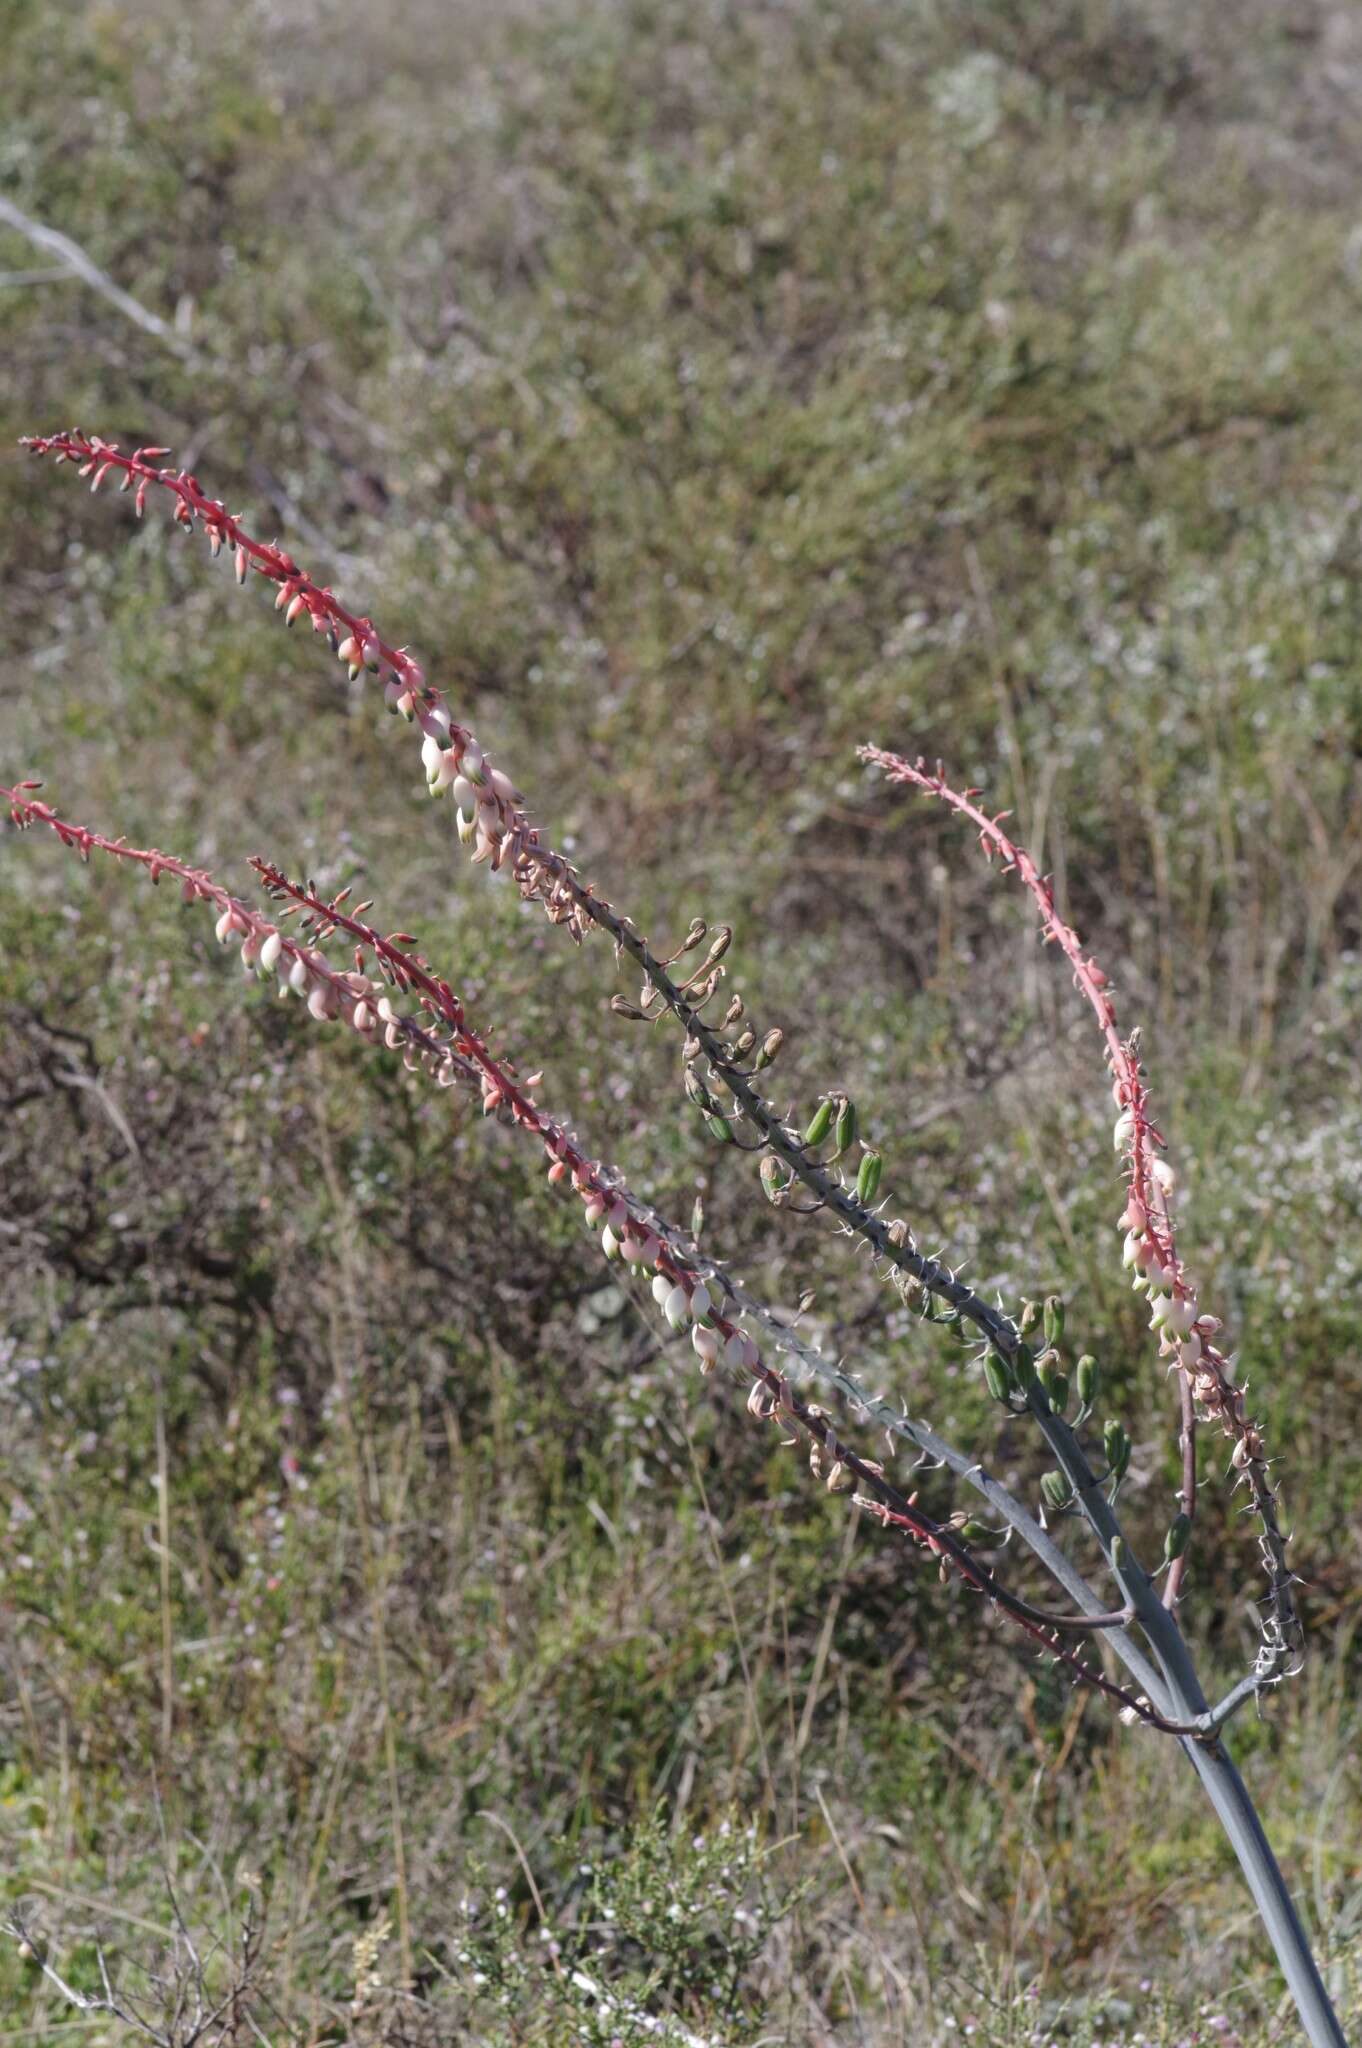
[1163,1512,1192,1563]
[760,1155,789,1204]
[1040,1470,1070,1513]
[1012,1342,1036,1391]
[1076,1354,1099,1407]
[835,1098,858,1155]
[1036,1351,1065,1417]
[983,1349,1012,1403]
[704,1113,733,1144]
[960,1520,995,1545]
[684,1068,716,1111]
[804,1100,834,1147]
[1019,1300,1042,1335]
[856,1151,883,1204]
[1110,1535,1127,1571]
[1103,1420,1131,1482]
[1043,1294,1065,1345]
[755,1028,784,1071]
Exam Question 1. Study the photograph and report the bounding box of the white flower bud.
[652,1273,673,1306]
[421,733,445,784]
[1113,1110,1134,1153]
[664,1285,690,1330]
[601,1225,620,1260]
[1165,1295,1196,1335]
[288,954,311,995]
[307,983,335,1022]
[260,930,282,972]
[689,1283,711,1322]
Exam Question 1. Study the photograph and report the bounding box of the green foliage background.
[2,1,1360,2040]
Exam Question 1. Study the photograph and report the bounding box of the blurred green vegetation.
[2,0,1361,2041]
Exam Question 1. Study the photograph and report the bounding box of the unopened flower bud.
[260,930,282,972]
[692,1324,720,1372]
[664,1285,690,1330]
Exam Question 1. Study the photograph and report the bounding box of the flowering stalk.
[15,430,1295,1695]
[858,748,1301,1684]
[12,435,1350,2047]
[5,780,1214,1735]
[18,430,1303,1692]
[12,433,1065,1360]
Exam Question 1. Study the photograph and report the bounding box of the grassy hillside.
[2,2,1360,2041]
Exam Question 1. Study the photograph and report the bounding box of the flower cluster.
[860,747,1301,1673]
[2,778,1194,1733]
[19,431,600,935]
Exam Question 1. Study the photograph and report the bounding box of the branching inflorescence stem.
[5,781,1199,1732]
